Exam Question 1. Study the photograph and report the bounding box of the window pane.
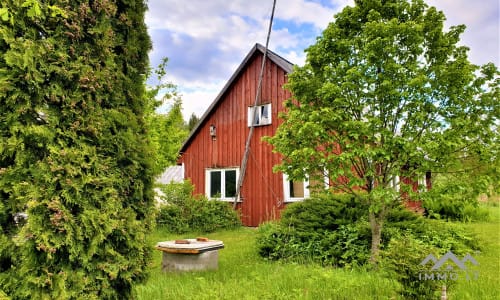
[253,107,260,125]
[308,178,324,194]
[210,171,221,197]
[289,180,304,198]
[225,170,237,198]
[261,105,269,123]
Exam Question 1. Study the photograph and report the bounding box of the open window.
[205,168,239,201]
[248,103,272,126]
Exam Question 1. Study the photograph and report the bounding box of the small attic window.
[248,103,271,127]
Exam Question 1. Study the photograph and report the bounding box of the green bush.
[280,193,368,233]
[156,181,241,233]
[256,194,481,298]
[380,235,445,299]
[256,194,371,267]
[381,209,480,299]
[383,207,479,255]
[422,180,490,222]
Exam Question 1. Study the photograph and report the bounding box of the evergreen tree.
[187,113,200,132]
[0,1,155,298]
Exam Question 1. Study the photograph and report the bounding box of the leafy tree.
[144,58,189,176]
[267,0,498,264]
[0,1,155,298]
[147,99,188,176]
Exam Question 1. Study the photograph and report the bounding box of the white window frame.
[418,175,426,191]
[283,173,329,202]
[391,175,400,192]
[205,168,240,201]
[248,103,272,127]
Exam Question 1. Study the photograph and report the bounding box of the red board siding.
[181,52,291,226]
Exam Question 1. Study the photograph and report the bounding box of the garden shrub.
[156,181,241,233]
[422,180,490,222]
[256,194,371,267]
[383,210,480,255]
[381,208,480,298]
[280,193,368,234]
[380,235,447,300]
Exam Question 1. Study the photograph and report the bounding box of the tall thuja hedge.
[0,1,154,298]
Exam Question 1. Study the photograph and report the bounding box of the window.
[283,173,329,202]
[418,175,427,191]
[205,168,239,201]
[391,175,400,192]
[248,103,272,126]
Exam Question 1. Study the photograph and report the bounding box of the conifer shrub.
[1,1,154,298]
[156,181,241,233]
[280,193,369,234]
[257,194,371,266]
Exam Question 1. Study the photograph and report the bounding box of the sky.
[145,0,500,119]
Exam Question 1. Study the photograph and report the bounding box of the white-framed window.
[205,168,239,201]
[283,173,329,202]
[248,103,272,126]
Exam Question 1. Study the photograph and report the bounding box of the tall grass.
[449,204,500,300]
[135,204,499,299]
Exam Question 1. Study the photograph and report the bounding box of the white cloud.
[146,0,499,121]
[426,0,499,65]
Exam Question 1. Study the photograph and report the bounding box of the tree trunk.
[369,210,384,266]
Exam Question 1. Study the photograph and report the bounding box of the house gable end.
[180,43,294,153]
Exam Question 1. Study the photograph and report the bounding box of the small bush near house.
[257,194,371,267]
[156,181,241,233]
[379,235,445,300]
[421,180,490,222]
[280,193,369,232]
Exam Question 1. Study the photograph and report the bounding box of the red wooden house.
[179,44,302,226]
[178,43,430,226]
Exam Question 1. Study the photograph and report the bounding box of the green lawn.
[135,205,500,300]
[449,204,500,300]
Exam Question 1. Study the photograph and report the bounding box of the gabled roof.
[180,43,294,153]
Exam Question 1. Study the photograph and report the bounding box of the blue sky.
[145,0,499,119]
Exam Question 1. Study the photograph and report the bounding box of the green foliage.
[0,1,155,298]
[187,112,200,132]
[384,211,480,255]
[256,196,480,297]
[422,174,491,221]
[156,181,241,233]
[256,195,371,267]
[144,59,188,176]
[380,235,444,299]
[383,209,480,298]
[266,0,499,262]
[280,193,368,232]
